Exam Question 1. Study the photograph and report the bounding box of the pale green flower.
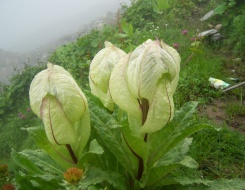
[109,39,180,135]
[29,63,90,159]
[89,41,126,111]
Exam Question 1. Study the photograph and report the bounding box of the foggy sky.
[0,0,131,52]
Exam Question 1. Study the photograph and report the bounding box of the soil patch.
[200,99,245,134]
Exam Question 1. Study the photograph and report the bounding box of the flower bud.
[89,41,126,111]
[29,63,90,158]
[109,39,180,134]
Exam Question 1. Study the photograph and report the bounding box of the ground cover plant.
[0,0,245,189]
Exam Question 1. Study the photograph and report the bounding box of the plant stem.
[137,98,150,180]
[66,144,78,164]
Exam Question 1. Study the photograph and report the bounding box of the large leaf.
[20,149,64,175]
[147,101,215,167]
[79,166,126,190]
[145,155,198,188]
[12,149,64,189]
[15,173,43,190]
[148,123,214,167]
[174,177,245,190]
[15,172,62,190]
[86,91,138,178]
[145,164,179,187]
[206,178,245,190]
[120,125,149,165]
[155,138,193,166]
[26,126,75,169]
[11,149,43,175]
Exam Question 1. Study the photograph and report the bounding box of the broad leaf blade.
[147,101,212,167]
[80,166,126,190]
[26,126,75,169]
[20,149,64,175]
[11,149,43,175]
[86,92,138,178]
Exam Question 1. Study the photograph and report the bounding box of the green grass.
[226,102,245,117]
[189,123,245,179]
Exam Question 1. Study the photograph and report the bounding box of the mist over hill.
[0,0,130,84]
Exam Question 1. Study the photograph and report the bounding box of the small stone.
[211,33,223,41]
[215,24,222,31]
[200,10,215,21]
[198,29,218,37]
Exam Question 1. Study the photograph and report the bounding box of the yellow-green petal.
[140,77,174,134]
[89,41,126,110]
[40,94,76,145]
[109,54,141,120]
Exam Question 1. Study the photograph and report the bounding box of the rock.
[211,33,223,41]
[215,24,222,31]
[198,29,223,42]
[200,10,215,21]
[198,29,218,37]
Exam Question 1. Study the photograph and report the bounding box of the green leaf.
[147,101,200,167]
[80,166,126,190]
[89,139,104,154]
[191,41,201,47]
[20,149,64,175]
[15,172,43,190]
[179,156,198,169]
[157,0,170,10]
[12,149,64,189]
[26,126,75,169]
[78,139,104,167]
[121,125,149,165]
[150,123,214,167]
[86,91,138,178]
[155,138,194,166]
[121,20,134,37]
[15,172,62,190]
[214,3,227,15]
[174,176,210,186]
[11,149,43,175]
[115,33,128,38]
[145,164,179,187]
[206,178,245,190]
[174,177,245,190]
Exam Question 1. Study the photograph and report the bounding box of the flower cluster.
[181,29,188,35]
[173,43,179,49]
[29,63,91,161]
[18,112,26,119]
[0,164,8,175]
[90,39,180,135]
[17,108,32,119]
[64,167,83,184]
[1,184,15,190]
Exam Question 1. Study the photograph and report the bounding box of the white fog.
[0,0,131,52]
